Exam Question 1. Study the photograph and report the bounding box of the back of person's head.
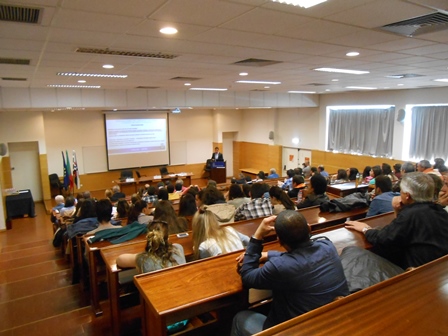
[270,168,276,174]
[245,175,252,183]
[154,200,174,219]
[348,168,359,180]
[83,191,91,199]
[131,193,140,204]
[400,172,434,203]
[434,158,446,170]
[147,186,156,195]
[207,180,217,188]
[65,196,76,207]
[371,165,382,178]
[156,181,165,189]
[202,187,226,205]
[242,184,251,197]
[393,163,402,174]
[158,188,168,201]
[428,174,443,201]
[133,200,148,214]
[174,182,183,192]
[176,179,184,186]
[292,175,305,186]
[362,166,371,178]
[257,171,266,180]
[318,165,325,172]
[294,168,303,176]
[79,198,97,219]
[287,169,295,178]
[310,167,317,174]
[250,183,266,199]
[96,199,113,223]
[310,174,327,195]
[382,163,392,175]
[336,169,348,180]
[112,185,120,193]
[401,161,415,173]
[269,186,295,210]
[275,210,310,250]
[105,189,113,199]
[178,193,197,217]
[186,186,199,197]
[228,184,244,200]
[167,184,175,193]
[145,221,169,253]
[419,159,432,170]
[116,199,130,218]
[55,195,65,204]
[154,200,186,234]
[375,175,392,193]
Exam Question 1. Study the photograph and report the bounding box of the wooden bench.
[133,212,393,336]
[255,250,448,336]
[326,181,369,197]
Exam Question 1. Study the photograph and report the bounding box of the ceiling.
[1,0,448,95]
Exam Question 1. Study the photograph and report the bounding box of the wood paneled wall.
[235,142,282,176]
[311,150,405,175]
[39,154,51,201]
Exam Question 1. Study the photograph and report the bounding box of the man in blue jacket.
[231,210,349,336]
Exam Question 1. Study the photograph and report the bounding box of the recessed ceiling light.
[325,89,331,91]
[314,68,369,75]
[239,72,248,76]
[102,64,114,69]
[434,79,448,82]
[57,72,127,78]
[184,83,191,86]
[160,27,178,35]
[288,90,316,94]
[189,87,228,91]
[397,84,404,86]
[264,86,270,89]
[47,84,101,88]
[346,51,360,57]
[332,79,339,82]
[78,80,86,83]
[236,80,281,85]
[271,0,327,8]
[345,86,377,90]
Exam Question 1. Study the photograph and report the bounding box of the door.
[8,141,42,201]
[282,147,299,175]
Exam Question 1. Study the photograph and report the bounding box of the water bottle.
[297,190,303,204]
[355,173,360,187]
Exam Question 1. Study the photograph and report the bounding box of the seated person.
[382,163,398,183]
[58,195,77,226]
[234,183,273,221]
[66,198,99,239]
[310,166,318,176]
[368,165,382,186]
[201,187,235,224]
[287,175,307,199]
[366,175,398,217]
[362,166,372,183]
[127,200,153,225]
[51,195,65,224]
[346,172,448,269]
[153,200,187,234]
[110,185,126,202]
[231,211,349,335]
[333,169,349,184]
[115,199,130,220]
[297,174,329,209]
[317,165,329,178]
[269,186,296,214]
[281,169,295,191]
[167,184,180,201]
[87,199,122,235]
[347,167,359,181]
[227,184,251,209]
[117,220,185,273]
[267,168,279,179]
[192,207,249,259]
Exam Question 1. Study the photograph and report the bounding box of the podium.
[210,161,227,183]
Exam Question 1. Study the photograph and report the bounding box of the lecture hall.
[1,0,448,335]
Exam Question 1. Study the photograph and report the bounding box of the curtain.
[409,106,448,161]
[327,108,395,157]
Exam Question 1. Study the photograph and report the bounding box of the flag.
[72,150,81,189]
[66,150,73,190]
[62,151,69,190]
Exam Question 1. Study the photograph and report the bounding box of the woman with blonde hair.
[116,220,186,273]
[192,207,249,260]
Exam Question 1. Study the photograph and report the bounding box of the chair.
[159,166,173,175]
[120,170,133,180]
[49,173,63,197]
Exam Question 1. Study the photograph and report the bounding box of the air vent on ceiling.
[0,58,30,65]
[386,74,424,79]
[76,48,178,59]
[2,77,27,81]
[233,58,282,67]
[0,4,41,24]
[379,11,448,37]
[136,86,160,89]
[307,83,327,86]
[170,77,201,81]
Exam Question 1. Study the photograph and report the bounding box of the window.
[327,106,395,157]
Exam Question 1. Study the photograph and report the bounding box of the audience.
[281,169,295,191]
[227,184,251,209]
[362,165,372,183]
[115,199,130,220]
[269,186,296,214]
[365,175,398,217]
[87,199,121,235]
[110,185,126,202]
[231,211,349,335]
[346,172,448,269]
[333,169,349,184]
[178,193,197,217]
[192,207,249,260]
[201,187,236,224]
[267,168,279,179]
[317,165,329,178]
[234,183,273,221]
[296,174,329,209]
[128,200,153,225]
[153,200,187,234]
[368,165,382,186]
[287,175,307,199]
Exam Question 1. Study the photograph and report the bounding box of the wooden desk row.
[115,173,194,195]
[133,212,394,336]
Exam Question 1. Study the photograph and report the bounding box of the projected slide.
[105,113,170,170]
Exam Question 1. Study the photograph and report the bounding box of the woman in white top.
[192,207,249,259]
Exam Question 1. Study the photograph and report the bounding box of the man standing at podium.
[211,147,224,161]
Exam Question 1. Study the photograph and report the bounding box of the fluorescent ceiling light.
[77,80,86,83]
[346,51,360,57]
[345,86,377,90]
[239,72,248,76]
[248,107,272,109]
[236,80,281,85]
[434,79,448,82]
[271,0,327,8]
[288,90,316,94]
[332,79,339,82]
[57,72,127,78]
[314,68,370,75]
[189,87,228,91]
[160,27,178,35]
[102,64,114,69]
[47,84,101,88]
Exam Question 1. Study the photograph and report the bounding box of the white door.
[298,149,312,167]
[282,147,299,175]
[8,141,42,201]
